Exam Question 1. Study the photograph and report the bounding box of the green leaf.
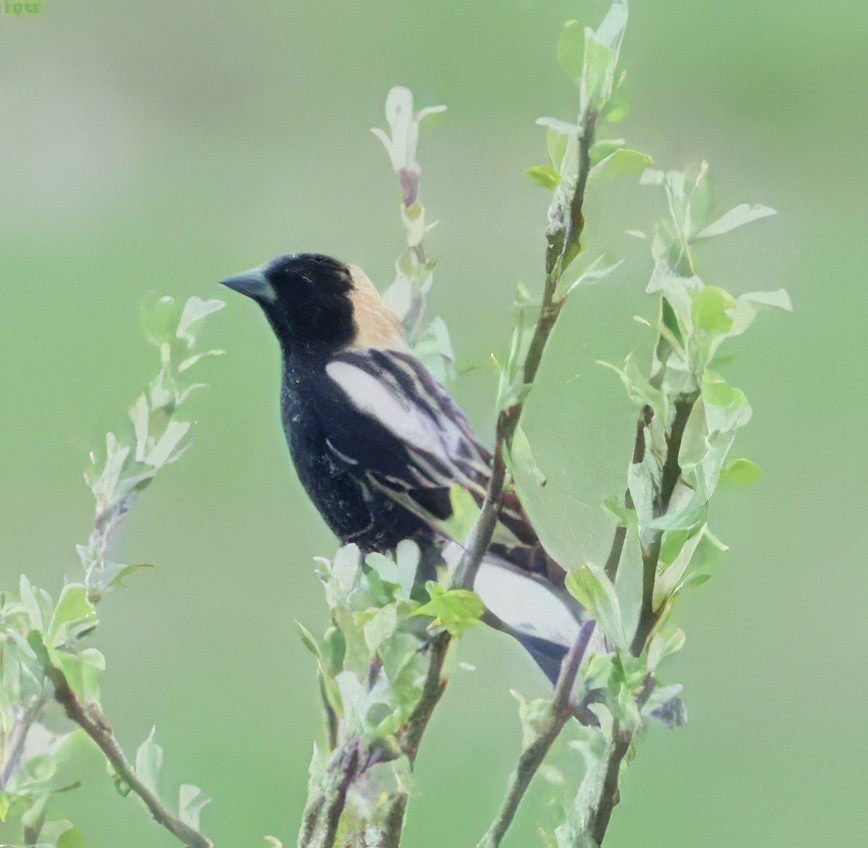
[535,116,581,135]
[640,167,666,186]
[178,348,224,373]
[441,485,481,542]
[141,295,182,347]
[87,561,154,597]
[56,649,104,701]
[720,457,762,487]
[627,457,657,542]
[646,626,686,671]
[506,424,546,486]
[653,526,706,611]
[365,543,418,601]
[496,306,534,410]
[27,629,52,671]
[134,727,163,797]
[91,432,131,505]
[412,316,455,384]
[695,203,776,240]
[602,495,637,529]
[691,286,737,335]
[319,626,346,678]
[663,528,728,598]
[565,563,628,650]
[48,584,98,646]
[144,420,192,468]
[395,540,421,597]
[317,666,343,723]
[701,375,753,433]
[545,127,569,169]
[728,288,793,338]
[296,622,320,658]
[511,690,553,747]
[176,297,225,347]
[579,0,629,115]
[20,574,47,632]
[562,255,624,297]
[602,99,629,123]
[596,354,663,417]
[382,276,412,321]
[178,784,210,830]
[413,582,484,636]
[56,823,86,848]
[526,165,561,190]
[129,392,150,461]
[363,605,398,653]
[591,147,653,180]
[556,20,585,81]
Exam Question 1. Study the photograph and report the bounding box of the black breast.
[279,360,431,552]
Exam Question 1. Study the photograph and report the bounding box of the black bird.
[221,253,592,681]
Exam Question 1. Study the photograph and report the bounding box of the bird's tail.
[441,541,603,684]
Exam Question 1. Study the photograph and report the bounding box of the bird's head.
[220,253,406,356]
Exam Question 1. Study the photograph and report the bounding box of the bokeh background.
[1,1,864,845]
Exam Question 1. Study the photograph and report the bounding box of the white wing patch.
[325,360,449,457]
[324,356,483,481]
[473,556,581,648]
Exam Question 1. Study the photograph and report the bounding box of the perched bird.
[221,253,591,681]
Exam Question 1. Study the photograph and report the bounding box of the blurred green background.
[1,0,863,845]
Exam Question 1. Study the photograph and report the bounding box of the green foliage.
[414,582,485,637]
[565,565,628,651]
[372,86,455,381]
[439,484,482,541]
[0,295,222,846]
[310,543,428,740]
[491,2,789,844]
[551,94,787,848]
[81,294,225,603]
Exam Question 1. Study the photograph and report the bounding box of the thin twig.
[553,620,597,715]
[398,630,451,764]
[318,676,339,752]
[478,620,597,848]
[44,664,212,848]
[455,111,598,595]
[593,394,698,842]
[317,740,361,848]
[589,726,633,843]
[453,411,515,590]
[629,397,695,655]
[604,408,648,581]
[298,794,326,848]
[374,793,410,848]
[299,633,450,848]
[0,688,47,788]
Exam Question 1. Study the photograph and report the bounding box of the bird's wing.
[321,348,566,583]
[322,348,490,503]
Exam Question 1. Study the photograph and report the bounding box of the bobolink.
[221,253,591,681]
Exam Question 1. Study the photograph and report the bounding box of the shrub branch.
[479,620,597,848]
[455,109,598,594]
[43,663,213,848]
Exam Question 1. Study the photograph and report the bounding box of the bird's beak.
[219,268,276,303]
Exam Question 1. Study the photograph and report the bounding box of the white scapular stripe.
[473,557,581,648]
[326,359,464,460]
